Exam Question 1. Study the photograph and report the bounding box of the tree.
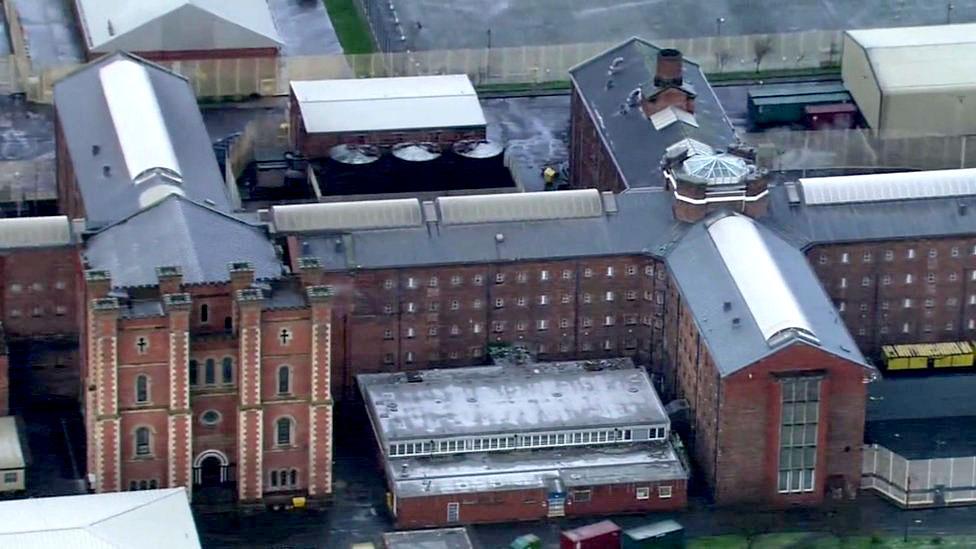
[715,49,733,73]
[752,36,774,73]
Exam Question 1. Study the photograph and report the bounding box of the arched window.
[221,357,233,384]
[205,359,216,385]
[276,417,293,446]
[289,469,298,486]
[149,479,158,489]
[189,360,198,386]
[200,303,209,323]
[135,374,149,403]
[135,427,151,456]
[139,480,148,490]
[224,316,233,332]
[277,366,290,395]
[270,470,279,487]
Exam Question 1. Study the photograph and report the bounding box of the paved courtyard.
[364,0,976,52]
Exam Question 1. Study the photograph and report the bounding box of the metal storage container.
[560,520,621,549]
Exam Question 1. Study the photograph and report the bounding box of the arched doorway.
[200,455,222,487]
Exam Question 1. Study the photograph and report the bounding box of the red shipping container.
[560,520,622,549]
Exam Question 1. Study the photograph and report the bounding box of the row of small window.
[9,281,67,293]
[875,320,976,335]
[384,338,643,364]
[387,427,666,457]
[836,296,976,313]
[570,485,673,502]
[387,266,659,290]
[822,246,976,265]
[187,360,294,395]
[389,315,651,339]
[269,468,299,489]
[128,479,159,491]
[836,271,974,288]
[393,291,660,315]
[133,417,297,457]
[8,305,67,318]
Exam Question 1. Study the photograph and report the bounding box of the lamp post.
[947,2,954,24]
[716,17,726,36]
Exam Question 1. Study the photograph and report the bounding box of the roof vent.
[495,233,505,243]
[627,87,642,107]
[732,317,741,328]
[785,181,801,206]
[608,56,624,74]
[723,301,732,312]
[102,165,111,177]
[92,145,100,156]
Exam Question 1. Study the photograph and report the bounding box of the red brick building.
[289,75,487,159]
[359,360,687,528]
[72,0,282,63]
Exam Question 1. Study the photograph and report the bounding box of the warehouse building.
[359,359,688,528]
[73,0,283,62]
[289,75,487,159]
[842,24,976,136]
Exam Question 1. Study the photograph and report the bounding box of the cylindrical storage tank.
[391,142,442,190]
[323,144,382,194]
[450,139,506,189]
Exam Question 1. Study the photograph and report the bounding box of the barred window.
[778,377,820,494]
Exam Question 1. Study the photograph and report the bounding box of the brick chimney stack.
[654,48,684,87]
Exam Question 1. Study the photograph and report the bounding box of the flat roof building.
[289,75,487,159]
[383,527,474,549]
[359,359,687,528]
[842,23,976,136]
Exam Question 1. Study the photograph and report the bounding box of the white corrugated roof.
[707,215,818,346]
[800,168,976,206]
[99,59,182,182]
[0,417,24,470]
[291,75,486,134]
[0,216,72,248]
[437,189,604,225]
[846,24,976,93]
[76,0,282,53]
[0,488,200,548]
[272,199,424,232]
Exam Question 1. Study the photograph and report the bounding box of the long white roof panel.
[707,215,817,345]
[846,24,976,93]
[99,59,182,181]
[437,189,604,225]
[0,216,71,248]
[291,75,486,134]
[272,199,424,232]
[800,168,976,206]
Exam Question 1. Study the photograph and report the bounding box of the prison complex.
[0,34,968,515]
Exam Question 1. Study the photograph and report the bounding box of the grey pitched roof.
[303,189,685,271]
[84,194,281,288]
[54,52,231,229]
[76,0,283,53]
[569,38,736,190]
[665,213,867,376]
[762,183,976,248]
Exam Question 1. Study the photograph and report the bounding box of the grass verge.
[689,534,976,548]
[323,0,376,54]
